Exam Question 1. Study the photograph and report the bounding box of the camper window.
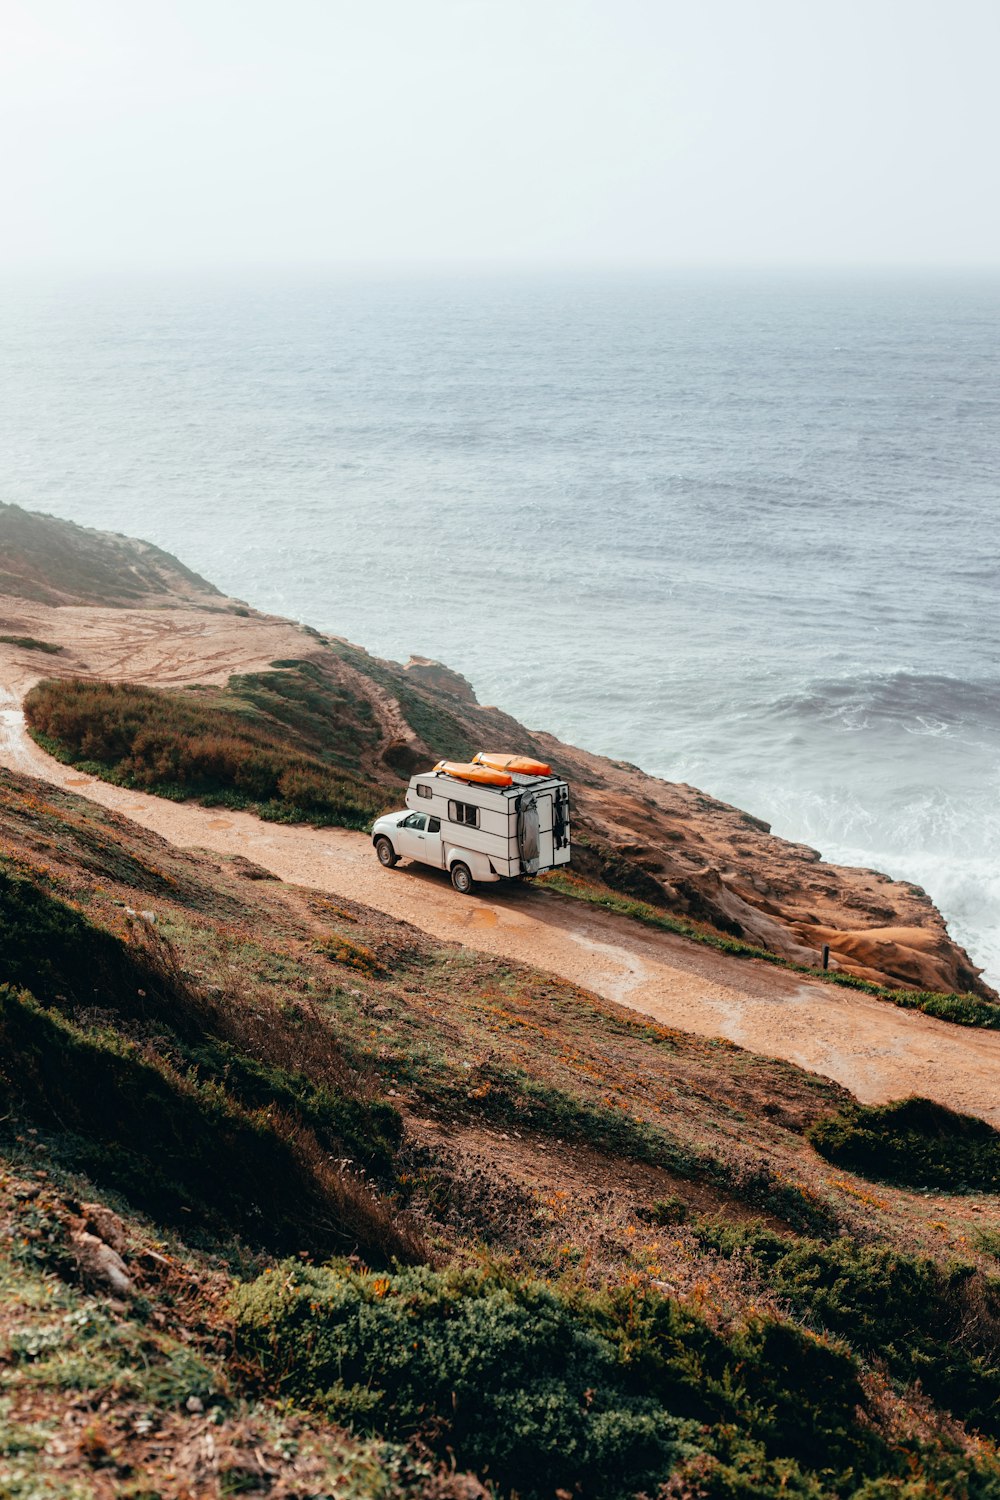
[416,784,432,799]
[448,800,479,828]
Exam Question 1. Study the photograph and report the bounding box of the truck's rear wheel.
[375,837,398,868]
[450,862,474,894]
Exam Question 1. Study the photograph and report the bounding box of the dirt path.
[3,663,1000,1125]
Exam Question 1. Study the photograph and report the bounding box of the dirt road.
[3,656,999,1125]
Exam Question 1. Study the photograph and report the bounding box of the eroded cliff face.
[0,502,989,1000]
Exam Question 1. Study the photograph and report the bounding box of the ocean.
[1,270,997,984]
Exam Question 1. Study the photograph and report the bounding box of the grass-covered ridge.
[540,870,1000,1028]
[25,668,389,830]
[0,865,419,1264]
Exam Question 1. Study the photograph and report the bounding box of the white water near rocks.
[0,271,997,981]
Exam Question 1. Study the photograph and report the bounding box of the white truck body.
[371,766,571,888]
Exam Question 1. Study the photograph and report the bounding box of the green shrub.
[24,675,386,831]
[233,1262,692,1500]
[640,1195,688,1226]
[695,1222,1000,1438]
[974,1229,1000,1260]
[0,634,63,653]
[234,1261,919,1495]
[807,1097,1000,1193]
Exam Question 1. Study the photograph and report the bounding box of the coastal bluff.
[0,498,990,1001]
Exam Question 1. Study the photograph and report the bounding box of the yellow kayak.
[473,752,553,777]
[434,760,513,787]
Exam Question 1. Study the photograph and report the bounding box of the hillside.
[3,504,1000,1497]
[0,502,991,1002]
[3,764,1000,1496]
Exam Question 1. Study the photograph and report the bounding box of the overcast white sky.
[1,0,998,271]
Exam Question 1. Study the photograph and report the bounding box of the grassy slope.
[2,768,1000,1496]
[24,666,390,830]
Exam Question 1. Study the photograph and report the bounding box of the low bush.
[696,1222,1000,1438]
[232,1261,883,1499]
[0,633,63,653]
[807,1097,1000,1193]
[314,934,384,976]
[25,675,386,831]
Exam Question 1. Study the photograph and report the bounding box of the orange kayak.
[434,760,513,788]
[473,752,553,777]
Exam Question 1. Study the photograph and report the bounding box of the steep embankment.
[3,740,1000,1496]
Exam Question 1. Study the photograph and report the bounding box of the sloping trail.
[2,673,999,1125]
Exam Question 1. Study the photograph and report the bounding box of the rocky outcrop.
[404,655,479,704]
[70,1202,132,1296]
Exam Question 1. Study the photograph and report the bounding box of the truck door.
[396,812,428,859]
[536,793,555,869]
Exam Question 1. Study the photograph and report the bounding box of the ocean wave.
[767,672,1000,735]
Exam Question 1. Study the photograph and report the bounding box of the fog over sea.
[1,272,998,984]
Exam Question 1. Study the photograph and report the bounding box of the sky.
[1,0,997,272]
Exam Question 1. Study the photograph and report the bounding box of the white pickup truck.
[371,755,571,893]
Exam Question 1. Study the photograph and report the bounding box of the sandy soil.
[2,628,999,1126]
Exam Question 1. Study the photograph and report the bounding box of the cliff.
[0,500,991,1001]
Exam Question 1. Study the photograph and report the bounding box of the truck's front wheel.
[450,862,474,894]
[375,837,398,868]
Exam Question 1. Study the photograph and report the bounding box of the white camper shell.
[370,763,571,893]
